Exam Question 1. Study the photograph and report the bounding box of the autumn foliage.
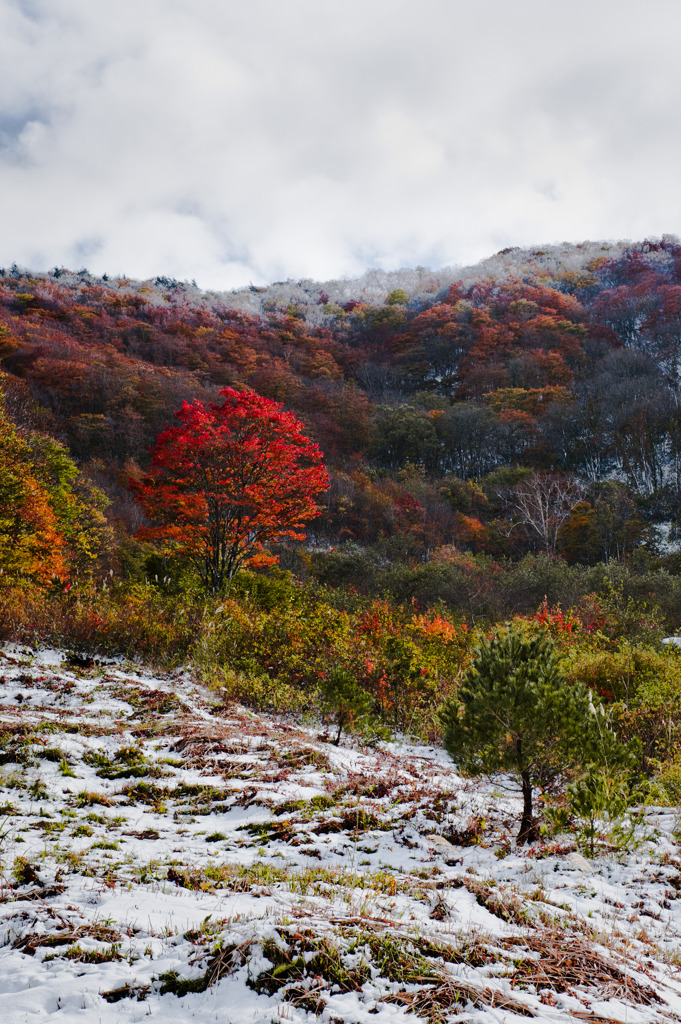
[133,388,329,591]
[3,238,681,572]
[0,392,108,587]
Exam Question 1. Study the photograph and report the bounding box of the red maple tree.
[133,387,329,591]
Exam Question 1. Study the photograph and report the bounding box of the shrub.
[565,641,681,768]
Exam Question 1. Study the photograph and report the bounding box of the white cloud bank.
[0,0,680,289]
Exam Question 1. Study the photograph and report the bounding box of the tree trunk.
[517,770,540,845]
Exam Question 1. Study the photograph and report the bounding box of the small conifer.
[320,666,387,746]
[439,626,635,844]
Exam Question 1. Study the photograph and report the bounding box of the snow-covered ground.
[0,646,680,1023]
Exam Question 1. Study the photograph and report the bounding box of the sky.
[1,0,680,291]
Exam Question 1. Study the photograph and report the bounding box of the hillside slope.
[1,647,681,1022]
[7,235,681,579]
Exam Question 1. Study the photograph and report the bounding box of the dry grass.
[387,979,537,1019]
[504,929,661,1006]
[14,922,121,954]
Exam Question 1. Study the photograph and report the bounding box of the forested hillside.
[2,237,681,597]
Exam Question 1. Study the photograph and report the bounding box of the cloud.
[0,0,680,288]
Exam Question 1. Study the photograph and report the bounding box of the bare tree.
[511,472,582,554]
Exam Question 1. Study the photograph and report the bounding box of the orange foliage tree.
[0,396,107,587]
[133,388,329,591]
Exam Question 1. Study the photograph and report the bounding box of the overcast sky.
[0,0,679,290]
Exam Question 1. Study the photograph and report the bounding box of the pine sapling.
[567,768,650,856]
[320,666,388,746]
[439,625,636,845]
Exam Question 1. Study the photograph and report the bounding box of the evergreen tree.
[320,666,388,746]
[439,626,634,844]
